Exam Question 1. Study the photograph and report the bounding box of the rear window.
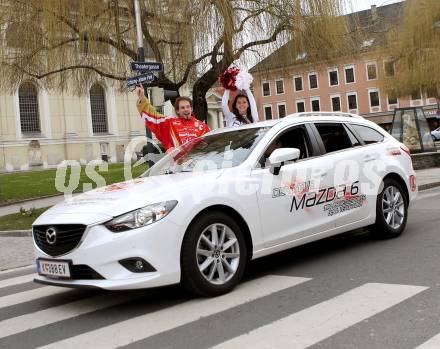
[351,124,384,144]
[315,123,357,153]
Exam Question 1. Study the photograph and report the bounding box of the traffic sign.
[130,61,164,72]
[126,73,155,88]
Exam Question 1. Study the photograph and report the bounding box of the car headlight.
[104,200,178,232]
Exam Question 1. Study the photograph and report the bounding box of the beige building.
[0,81,148,171]
[250,2,440,130]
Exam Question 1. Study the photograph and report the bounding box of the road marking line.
[0,274,35,290]
[0,292,143,338]
[213,282,428,349]
[0,286,68,309]
[38,275,311,349]
[415,333,440,349]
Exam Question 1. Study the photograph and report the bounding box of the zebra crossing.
[0,267,439,349]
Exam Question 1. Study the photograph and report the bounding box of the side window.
[259,126,312,168]
[315,123,357,153]
[351,124,384,144]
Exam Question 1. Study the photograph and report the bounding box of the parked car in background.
[431,127,440,141]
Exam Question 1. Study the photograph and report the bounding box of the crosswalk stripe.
[0,286,68,309]
[213,282,428,349]
[38,275,310,349]
[0,274,35,290]
[0,292,144,338]
[414,333,440,349]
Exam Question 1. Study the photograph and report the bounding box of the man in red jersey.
[135,85,210,151]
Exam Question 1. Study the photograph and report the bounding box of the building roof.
[249,1,406,73]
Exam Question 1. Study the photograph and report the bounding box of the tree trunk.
[191,61,231,123]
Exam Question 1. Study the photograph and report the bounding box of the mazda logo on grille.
[45,227,57,245]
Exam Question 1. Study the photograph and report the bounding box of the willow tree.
[383,0,440,100]
[0,0,351,120]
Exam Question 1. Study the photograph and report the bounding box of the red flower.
[219,68,240,91]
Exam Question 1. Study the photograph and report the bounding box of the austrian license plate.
[37,259,71,279]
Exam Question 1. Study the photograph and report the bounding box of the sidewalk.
[415,167,440,190]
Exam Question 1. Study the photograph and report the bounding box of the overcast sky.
[346,0,404,13]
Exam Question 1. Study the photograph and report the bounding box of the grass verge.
[0,207,50,231]
[0,162,148,204]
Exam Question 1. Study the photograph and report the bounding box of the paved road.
[0,188,439,349]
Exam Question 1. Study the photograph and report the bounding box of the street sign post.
[126,73,155,88]
[130,61,164,72]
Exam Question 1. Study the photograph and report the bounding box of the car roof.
[207,112,375,136]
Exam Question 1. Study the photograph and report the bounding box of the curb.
[0,194,64,208]
[0,230,32,237]
[418,181,440,192]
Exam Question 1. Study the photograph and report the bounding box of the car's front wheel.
[181,211,247,297]
[370,178,408,239]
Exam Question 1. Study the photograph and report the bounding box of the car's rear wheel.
[370,178,408,239]
[181,211,247,297]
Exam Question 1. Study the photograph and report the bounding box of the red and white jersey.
[137,97,210,150]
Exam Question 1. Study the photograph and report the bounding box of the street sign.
[126,73,155,88]
[130,61,163,72]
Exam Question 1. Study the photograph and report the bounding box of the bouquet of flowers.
[219,68,253,91]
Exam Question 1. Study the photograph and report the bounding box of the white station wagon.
[33,112,417,296]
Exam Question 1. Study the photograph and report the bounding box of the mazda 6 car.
[32,112,417,296]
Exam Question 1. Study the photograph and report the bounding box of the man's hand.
[135,85,145,100]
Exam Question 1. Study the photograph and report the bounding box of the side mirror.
[269,148,300,175]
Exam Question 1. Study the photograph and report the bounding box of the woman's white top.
[221,89,259,127]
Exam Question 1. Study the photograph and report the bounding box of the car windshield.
[143,127,270,177]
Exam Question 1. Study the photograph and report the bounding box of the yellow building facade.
[0,80,146,171]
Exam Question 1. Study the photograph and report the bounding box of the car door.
[310,122,371,228]
[251,123,336,248]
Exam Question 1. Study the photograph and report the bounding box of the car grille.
[33,224,87,257]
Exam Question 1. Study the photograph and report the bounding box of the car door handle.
[363,155,376,162]
[314,170,328,177]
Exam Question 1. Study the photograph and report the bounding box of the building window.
[427,86,438,99]
[331,95,341,111]
[90,84,108,134]
[294,75,303,92]
[275,79,284,94]
[296,100,305,113]
[18,82,41,134]
[344,65,355,84]
[262,82,271,97]
[311,97,320,112]
[347,93,358,111]
[411,90,422,101]
[308,73,318,89]
[328,69,339,86]
[366,62,378,80]
[277,103,287,118]
[387,90,398,110]
[384,61,395,77]
[369,89,381,111]
[264,105,272,120]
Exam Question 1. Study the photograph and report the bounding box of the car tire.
[370,178,408,239]
[181,211,247,297]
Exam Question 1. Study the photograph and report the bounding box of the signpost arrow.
[126,73,155,88]
[130,61,164,72]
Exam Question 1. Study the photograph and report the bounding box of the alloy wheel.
[196,223,240,285]
[382,186,405,230]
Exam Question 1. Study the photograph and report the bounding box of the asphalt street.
[0,187,439,348]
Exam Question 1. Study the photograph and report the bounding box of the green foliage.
[0,207,49,231]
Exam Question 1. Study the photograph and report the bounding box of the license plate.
[37,259,71,279]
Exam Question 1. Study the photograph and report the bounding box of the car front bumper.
[33,217,185,290]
